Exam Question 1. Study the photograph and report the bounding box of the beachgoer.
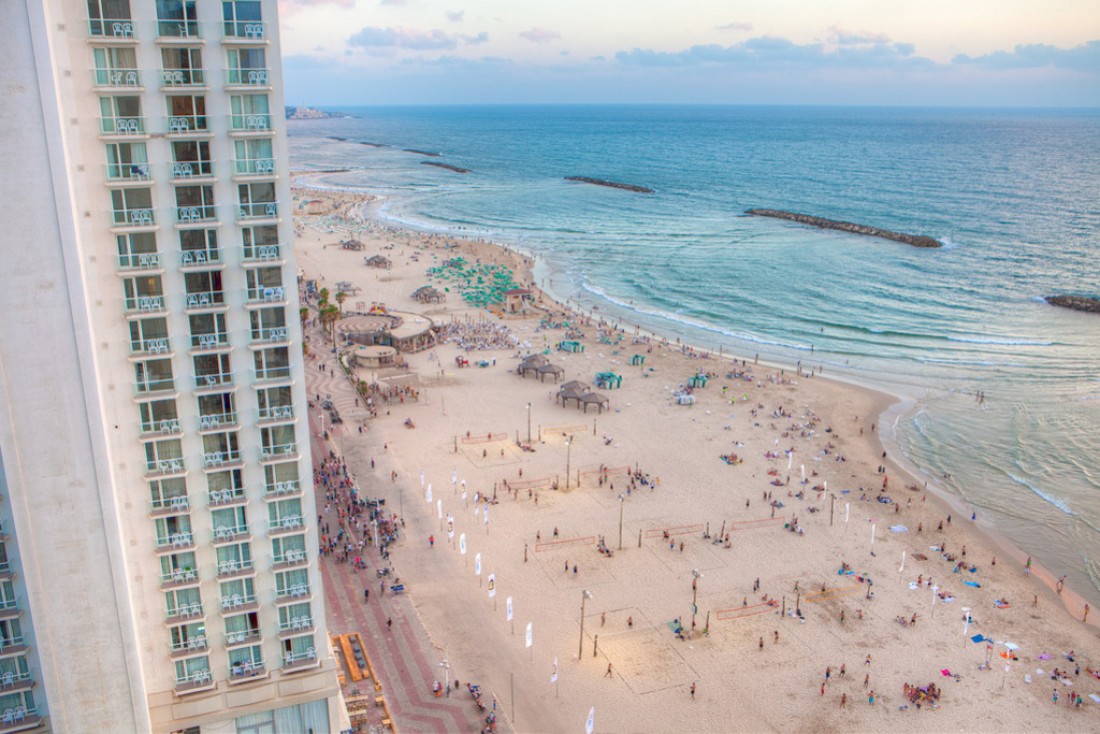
[863,673,869,688]
[840,693,847,707]
[690,682,696,700]
[605,663,613,678]
[758,637,764,651]
[868,690,875,705]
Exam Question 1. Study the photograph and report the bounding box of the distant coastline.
[746,208,943,248]
[286,105,341,120]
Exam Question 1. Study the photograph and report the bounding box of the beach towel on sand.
[964,581,981,588]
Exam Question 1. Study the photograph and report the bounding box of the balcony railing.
[252,326,288,344]
[184,290,225,309]
[234,158,275,176]
[220,593,257,612]
[268,516,304,535]
[213,524,249,542]
[166,116,210,135]
[155,531,194,550]
[276,583,311,601]
[283,647,318,671]
[208,488,246,507]
[156,19,201,40]
[258,405,294,422]
[140,417,181,436]
[174,669,214,695]
[0,635,25,653]
[223,20,268,41]
[202,449,241,469]
[225,629,261,647]
[171,160,214,179]
[130,337,171,355]
[273,549,307,567]
[150,495,189,513]
[217,558,254,577]
[239,201,278,220]
[101,116,146,136]
[229,114,272,133]
[191,332,230,352]
[261,443,298,461]
[106,163,151,183]
[265,480,301,497]
[180,248,221,267]
[166,601,203,621]
[169,634,207,655]
[278,616,313,635]
[195,372,233,391]
[198,412,237,431]
[88,19,136,40]
[243,244,282,262]
[123,294,165,314]
[176,205,216,224]
[246,286,286,304]
[134,377,176,396]
[94,68,141,88]
[0,597,17,612]
[160,568,199,588]
[226,68,270,87]
[161,68,206,87]
[254,366,292,382]
[111,207,155,228]
[229,660,265,682]
[117,252,161,271]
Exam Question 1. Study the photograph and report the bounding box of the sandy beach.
[292,180,1100,733]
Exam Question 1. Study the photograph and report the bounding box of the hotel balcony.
[219,594,259,615]
[212,524,250,545]
[0,598,20,623]
[154,532,195,554]
[173,670,215,696]
[225,68,271,90]
[87,18,137,42]
[197,411,238,432]
[179,247,222,270]
[0,671,34,694]
[116,252,163,274]
[0,637,29,660]
[100,116,148,139]
[201,449,242,470]
[149,495,190,518]
[109,207,156,232]
[250,326,289,347]
[232,158,275,181]
[165,115,211,137]
[225,628,262,648]
[164,602,204,626]
[183,289,227,313]
[282,647,319,674]
[274,583,311,604]
[252,366,292,384]
[132,377,178,400]
[242,243,284,265]
[139,417,181,439]
[245,286,287,308]
[93,68,142,91]
[228,114,273,136]
[277,616,314,640]
[216,559,255,581]
[0,563,11,584]
[272,550,308,572]
[155,19,203,44]
[228,660,267,685]
[190,332,231,354]
[194,372,234,393]
[0,705,40,732]
[257,404,294,426]
[129,337,172,359]
[267,516,304,537]
[170,160,215,182]
[264,480,302,500]
[238,201,279,222]
[169,635,208,659]
[160,68,207,90]
[159,568,199,591]
[260,443,299,463]
[145,456,185,479]
[207,488,247,509]
[222,20,268,44]
[105,162,152,186]
[176,205,217,227]
[123,294,166,317]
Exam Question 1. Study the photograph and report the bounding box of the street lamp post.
[565,438,572,489]
[526,402,532,444]
[578,589,592,660]
[618,495,625,550]
[691,570,702,630]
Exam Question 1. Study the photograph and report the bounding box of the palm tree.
[318,304,340,349]
[300,306,309,327]
[318,287,330,307]
[335,290,347,315]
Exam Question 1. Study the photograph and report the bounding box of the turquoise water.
[287,105,1100,601]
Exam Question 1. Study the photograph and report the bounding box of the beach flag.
[586,706,595,734]
[525,622,533,649]
[487,574,496,597]
[475,552,482,576]
[507,596,513,622]
[426,484,432,503]
[437,499,443,519]
[452,468,458,486]
[459,533,467,555]
[420,469,425,488]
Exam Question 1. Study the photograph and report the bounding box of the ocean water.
[287,105,1100,602]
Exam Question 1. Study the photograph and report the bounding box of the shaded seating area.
[365,254,393,269]
[536,362,565,382]
[579,391,610,413]
[630,354,646,366]
[340,239,365,251]
[595,371,622,389]
[558,380,610,412]
[558,340,585,353]
[518,354,566,382]
[688,374,709,388]
[412,285,446,304]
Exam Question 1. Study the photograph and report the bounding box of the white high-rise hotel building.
[0,1,340,731]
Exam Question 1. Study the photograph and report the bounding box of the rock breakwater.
[1045,295,1100,314]
[746,209,942,248]
[422,161,471,174]
[565,177,654,194]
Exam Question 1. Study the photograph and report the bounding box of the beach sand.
[294,182,1100,732]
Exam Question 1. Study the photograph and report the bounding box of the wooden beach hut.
[535,363,565,382]
[518,354,549,378]
[365,254,393,269]
[579,392,610,413]
[558,381,589,407]
[412,285,445,304]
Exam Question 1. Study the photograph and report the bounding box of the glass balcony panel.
[226,68,270,86]
[229,114,272,132]
[94,68,141,87]
[224,21,267,40]
[111,207,155,227]
[194,372,233,390]
[101,116,146,135]
[157,20,202,40]
[167,116,209,134]
[234,158,275,176]
[161,68,206,87]
[88,19,136,39]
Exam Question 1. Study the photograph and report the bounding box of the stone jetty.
[404,149,442,158]
[1045,295,1100,314]
[746,209,942,248]
[422,161,471,174]
[565,177,654,194]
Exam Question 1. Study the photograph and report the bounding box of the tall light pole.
[691,570,703,630]
[526,402,532,444]
[618,495,625,550]
[578,589,592,660]
[565,437,572,489]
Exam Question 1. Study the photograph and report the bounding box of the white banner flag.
[586,706,595,734]
[483,506,489,525]
[551,657,558,683]
[447,515,455,539]
[420,469,425,488]
[459,533,467,555]
[437,499,443,519]
[525,622,533,649]
[475,552,482,576]
[506,596,513,621]
[452,468,458,486]
[487,573,496,597]
[426,483,432,503]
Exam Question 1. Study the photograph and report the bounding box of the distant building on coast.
[0,1,339,731]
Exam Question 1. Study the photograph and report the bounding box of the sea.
[286,105,1100,604]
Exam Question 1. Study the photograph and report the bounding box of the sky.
[276,0,1100,106]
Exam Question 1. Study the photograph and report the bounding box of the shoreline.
[292,169,1095,618]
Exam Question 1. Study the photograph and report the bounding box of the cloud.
[953,41,1100,71]
[519,27,561,44]
[716,21,753,32]
[348,26,489,51]
[446,10,464,23]
[380,0,407,5]
[615,35,930,70]
[828,25,891,46]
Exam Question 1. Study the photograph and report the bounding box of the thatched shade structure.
[580,392,610,413]
[365,254,393,269]
[412,285,445,304]
[535,363,565,382]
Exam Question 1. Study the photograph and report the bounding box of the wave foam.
[1007,473,1072,515]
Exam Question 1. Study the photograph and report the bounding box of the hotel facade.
[0,1,340,731]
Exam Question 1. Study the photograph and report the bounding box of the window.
[202,431,241,465]
[111,188,154,225]
[254,346,290,380]
[161,551,197,581]
[242,224,279,259]
[115,231,157,266]
[264,462,298,492]
[166,95,207,133]
[145,438,183,469]
[194,352,231,384]
[172,140,212,177]
[157,0,199,38]
[250,307,286,341]
[174,656,210,684]
[246,267,283,301]
[122,273,163,304]
[257,386,292,419]
[223,0,262,33]
[165,586,201,616]
[260,425,296,457]
[134,358,174,393]
[220,577,255,607]
[138,399,179,432]
[190,313,229,349]
[88,0,132,34]
[149,477,188,508]
[169,621,206,650]
[0,618,23,649]
[216,542,253,572]
[129,317,169,352]
[93,47,139,85]
[228,645,264,677]
[100,95,143,133]
[275,569,308,597]
[212,505,247,534]
[154,514,193,546]
[225,611,260,641]
[234,138,273,175]
[207,468,244,494]
[268,498,302,526]
[230,94,270,130]
[227,49,267,85]
[184,270,224,305]
[180,228,219,262]
[272,533,305,562]
[175,185,216,222]
[161,47,204,86]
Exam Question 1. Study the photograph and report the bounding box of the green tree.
[335,290,347,315]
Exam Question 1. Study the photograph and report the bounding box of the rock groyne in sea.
[1045,295,1100,314]
[565,177,654,194]
[404,149,442,158]
[746,209,942,248]
[422,161,471,174]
